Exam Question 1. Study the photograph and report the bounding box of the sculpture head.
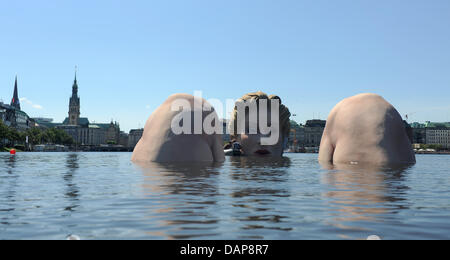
[229,91,291,157]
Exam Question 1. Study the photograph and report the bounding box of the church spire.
[10,75,21,110]
[68,67,80,125]
[72,66,78,97]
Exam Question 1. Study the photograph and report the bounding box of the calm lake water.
[0,152,449,240]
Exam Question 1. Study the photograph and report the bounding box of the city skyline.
[1,70,448,132]
[1,0,450,132]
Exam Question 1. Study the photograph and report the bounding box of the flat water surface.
[0,152,449,239]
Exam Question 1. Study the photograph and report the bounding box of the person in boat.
[231,141,242,156]
[223,139,235,150]
[228,91,291,157]
[224,139,243,156]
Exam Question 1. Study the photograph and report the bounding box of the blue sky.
[1,0,450,132]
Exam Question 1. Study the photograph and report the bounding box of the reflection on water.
[0,152,449,239]
[229,156,291,196]
[227,157,292,236]
[135,157,294,239]
[229,156,291,168]
[5,155,17,176]
[1,156,18,226]
[63,153,80,213]
[320,162,413,238]
[136,161,223,239]
[137,161,222,196]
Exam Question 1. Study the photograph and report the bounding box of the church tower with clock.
[68,69,80,125]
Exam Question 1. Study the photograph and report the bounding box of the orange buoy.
[10,149,16,155]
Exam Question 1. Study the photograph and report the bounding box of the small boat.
[224,149,242,156]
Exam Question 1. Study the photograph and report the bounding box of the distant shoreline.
[414,151,450,155]
[2,150,450,155]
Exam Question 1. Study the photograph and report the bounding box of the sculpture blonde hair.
[229,91,291,140]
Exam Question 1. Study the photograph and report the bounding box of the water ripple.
[0,152,449,239]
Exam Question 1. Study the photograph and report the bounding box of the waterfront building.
[57,120,121,146]
[222,119,230,143]
[289,120,305,150]
[0,77,32,131]
[424,122,450,149]
[304,119,326,147]
[128,129,144,149]
[56,125,80,144]
[411,122,426,145]
[410,121,450,149]
[105,121,120,144]
[33,117,54,124]
[33,117,61,130]
[119,131,129,147]
[0,103,6,123]
[45,70,122,147]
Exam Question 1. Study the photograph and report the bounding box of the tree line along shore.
[1,120,74,151]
